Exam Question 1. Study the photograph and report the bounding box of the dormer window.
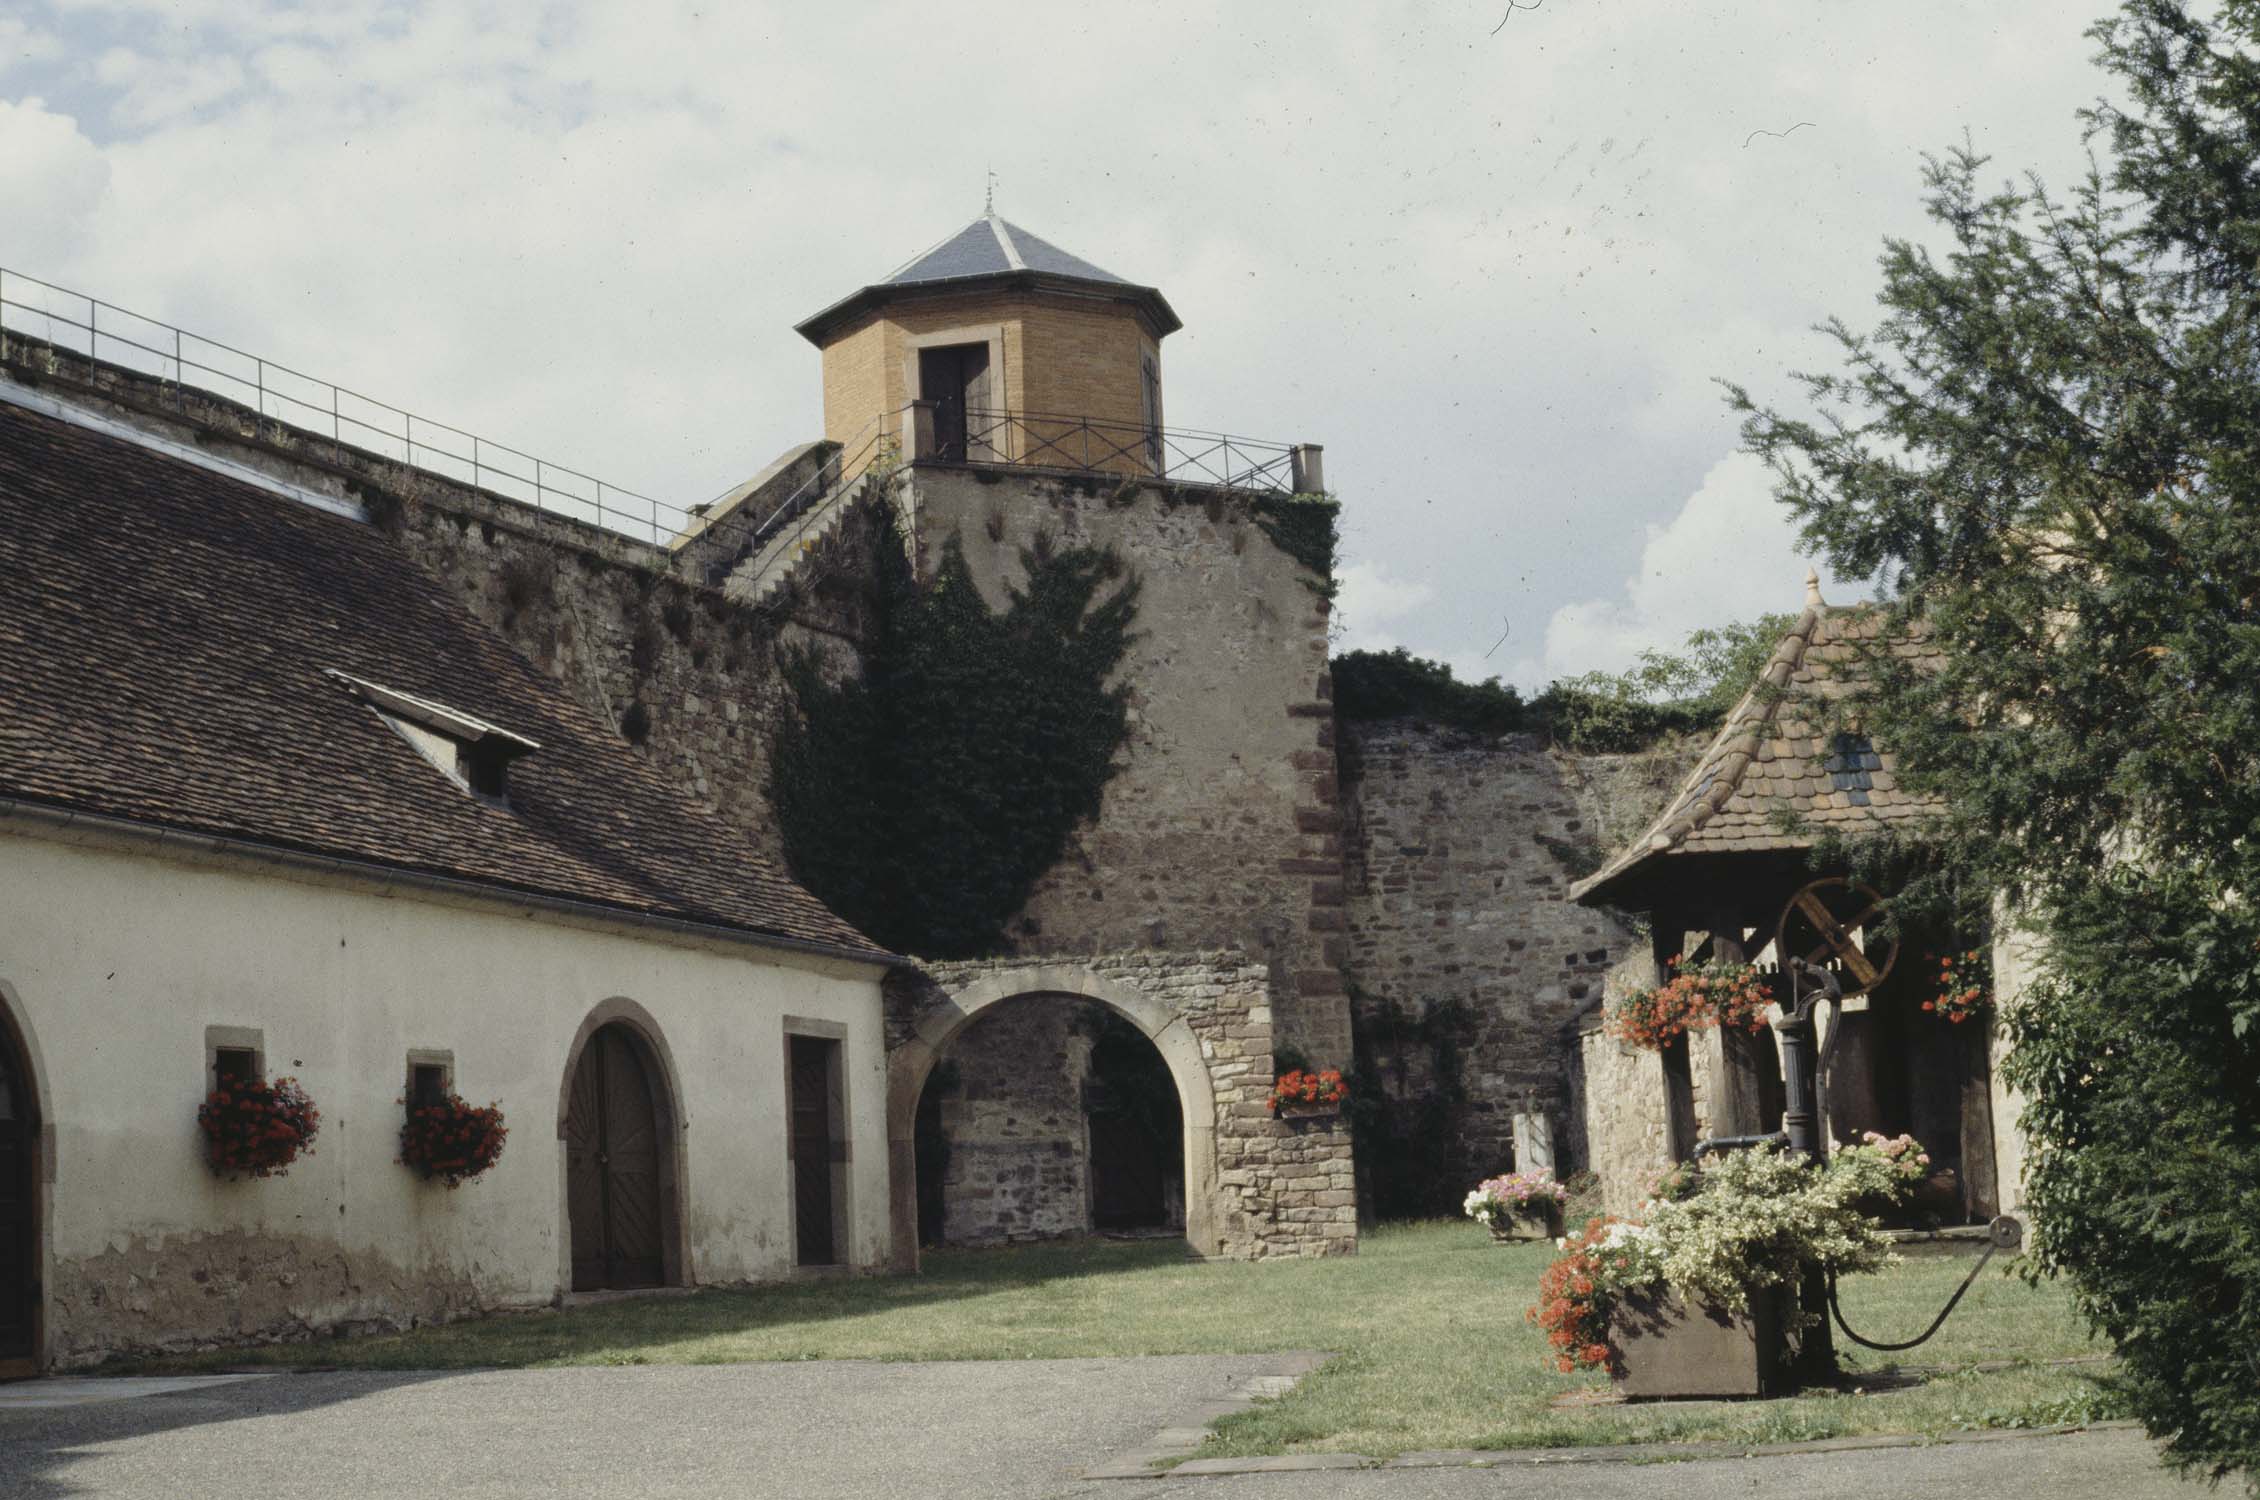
[326,670,539,805]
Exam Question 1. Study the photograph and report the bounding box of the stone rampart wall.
[1338,722,1648,1187]
[926,997,1095,1246]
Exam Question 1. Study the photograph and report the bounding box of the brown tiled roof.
[0,398,890,962]
[1569,601,1946,910]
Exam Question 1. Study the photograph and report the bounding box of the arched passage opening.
[887,969,1219,1272]
[557,1003,688,1292]
[913,997,1183,1248]
[0,982,48,1378]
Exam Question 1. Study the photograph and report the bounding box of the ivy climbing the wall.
[769,520,1140,958]
[1248,491,1340,598]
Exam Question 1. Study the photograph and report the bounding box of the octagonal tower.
[796,212,1180,476]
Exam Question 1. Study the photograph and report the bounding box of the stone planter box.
[1483,1203,1561,1242]
[1273,1102,1342,1124]
[1610,1287,1790,1399]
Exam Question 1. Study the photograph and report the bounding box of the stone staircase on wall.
[715,468,890,609]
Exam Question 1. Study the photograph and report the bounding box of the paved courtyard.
[0,1359,2212,1499]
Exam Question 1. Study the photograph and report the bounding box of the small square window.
[405,1049,455,1110]
[204,1025,265,1094]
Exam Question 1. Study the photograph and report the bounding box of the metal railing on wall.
[0,265,704,544]
[954,407,1321,494]
[0,264,1326,571]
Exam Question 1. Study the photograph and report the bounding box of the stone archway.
[884,953,1358,1271]
[556,1000,689,1292]
[887,964,1221,1272]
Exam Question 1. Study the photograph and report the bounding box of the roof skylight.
[326,669,539,803]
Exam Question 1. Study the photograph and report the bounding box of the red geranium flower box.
[1268,1067,1346,1116]
[400,1094,509,1188]
[198,1076,320,1180]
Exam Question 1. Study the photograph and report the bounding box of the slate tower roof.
[796,210,1180,343]
[884,212,1136,287]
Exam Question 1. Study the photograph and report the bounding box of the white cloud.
[92,48,247,129]
[1338,560,1521,689]
[0,98,109,268]
[0,19,65,76]
[1533,450,1852,683]
[1334,561,1436,655]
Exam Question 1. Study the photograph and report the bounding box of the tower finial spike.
[1805,566,1824,607]
[985,166,997,215]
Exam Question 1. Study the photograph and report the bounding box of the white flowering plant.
[1629,1138,1923,1322]
[1463,1169,1569,1228]
[1527,1134,1929,1368]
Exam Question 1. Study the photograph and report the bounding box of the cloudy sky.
[1,1,2116,689]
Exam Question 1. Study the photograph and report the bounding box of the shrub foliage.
[1331,614,1791,752]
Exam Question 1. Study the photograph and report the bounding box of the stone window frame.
[781,1015,853,1272]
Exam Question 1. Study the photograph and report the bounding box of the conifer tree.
[1732,3,2260,1482]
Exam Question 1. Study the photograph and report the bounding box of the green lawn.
[132,1223,2121,1458]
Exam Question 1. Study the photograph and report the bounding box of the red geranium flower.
[196,1076,319,1180]
[399,1094,509,1188]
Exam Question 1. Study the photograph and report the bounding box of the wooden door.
[789,1037,839,1267]
[0,1030,36,1375]
[565,1026,664,1291]
[919,344,989,462]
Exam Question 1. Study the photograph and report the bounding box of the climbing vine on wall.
[1248,492,1339,597]
[769,520,1140,958]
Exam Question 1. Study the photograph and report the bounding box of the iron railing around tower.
[948,406,1323,494]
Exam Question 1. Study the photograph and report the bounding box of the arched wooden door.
[0,1024,38,1376]
[565,1024,665,1291]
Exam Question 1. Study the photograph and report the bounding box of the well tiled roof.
[1569,601,1947,909]
[0,396,891,962]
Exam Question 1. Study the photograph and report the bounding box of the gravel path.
[0,1361,2211,1500]
[0,1357,1268,1499]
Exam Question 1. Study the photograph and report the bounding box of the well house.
[1566,587,2032,1220]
